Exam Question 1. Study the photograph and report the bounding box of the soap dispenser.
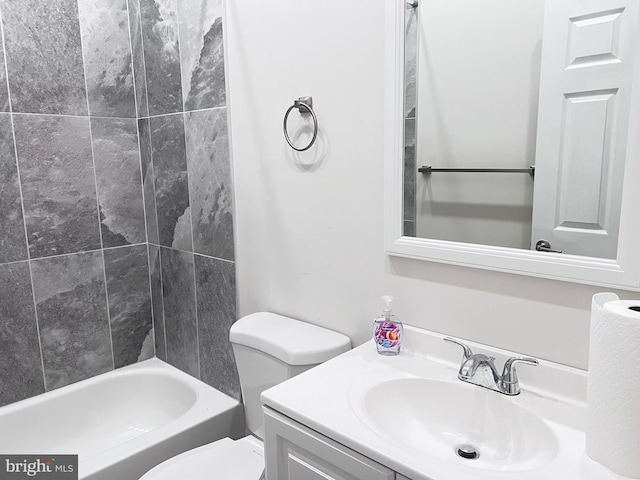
[373,295,403,356]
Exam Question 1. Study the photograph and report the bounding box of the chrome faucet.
[444,337,538,395]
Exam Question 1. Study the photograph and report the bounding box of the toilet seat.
[139,436,264,480]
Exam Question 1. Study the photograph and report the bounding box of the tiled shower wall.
[136,0,240,401]
[0,0,154,407]
[0,0,239,408]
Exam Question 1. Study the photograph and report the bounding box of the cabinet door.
[263,407,395,480]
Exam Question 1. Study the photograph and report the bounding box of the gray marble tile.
[148,244,165,360]
[195,254,239,400]
[0,0,87,115]
[78,0,136,118]
[91,117,146,247]
[138,0,183,115]
[150,114,192,251]
[403,220,416,238]
[31,251,113,390]
[0,114,27,263]
[160,247,198,377]
[139,118,159,244]
[0,26,9,112]
[127,0,149,117]
[186,109,234,260]
[178,0,225,111]
[14,115,101,259]
[404,6,418,119]
[404,118,416,223]
[0,262,45,407]
[104,244,153,368]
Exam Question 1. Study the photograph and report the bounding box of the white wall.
[415,0,543,248]
[226,0,632,371]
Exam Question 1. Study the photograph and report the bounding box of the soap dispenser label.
[374,322,401,349]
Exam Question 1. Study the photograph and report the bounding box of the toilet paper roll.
[586,293,640,478]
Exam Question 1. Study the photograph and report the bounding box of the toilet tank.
[229,313,351,440]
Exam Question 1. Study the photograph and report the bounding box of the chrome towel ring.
[283,96,318,151]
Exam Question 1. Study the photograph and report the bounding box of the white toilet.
[140,312,351,479]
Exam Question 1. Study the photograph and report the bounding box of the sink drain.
[456,444,480,460]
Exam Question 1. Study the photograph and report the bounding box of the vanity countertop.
[261,325,627,480]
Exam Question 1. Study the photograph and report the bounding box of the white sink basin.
[357,378,558,472]
[263,327,602,480]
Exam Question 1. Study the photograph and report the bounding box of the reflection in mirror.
[403,0,635,260]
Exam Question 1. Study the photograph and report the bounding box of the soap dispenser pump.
[373,295,403,356]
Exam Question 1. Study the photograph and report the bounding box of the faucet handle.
[443,337,473,360]
[501,357,538,395]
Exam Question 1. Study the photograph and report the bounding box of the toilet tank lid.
[229,312,351,366]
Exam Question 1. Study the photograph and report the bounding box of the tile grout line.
[124,0,156,358]
[135,0,164,354]
[176,0,187,114]
[89,123,116,373]
[157,245,168,364]
[136,0,169,363]
[124,0,143,121]
[6,117,47,389]
[0,258,31,268]
[134,0,151,119]
[0,23,27,264]
[142,120,160,250]
[145,243,156,358]
[185,116,202,380]
[125,0,149,252]
[139,104,227,121]
[191,249,201,381]
[8,111,138,120]
[175,0,201,381]
[78,18,116,372]
[136,117,155,358]
[0,6,48,392]
[146,117,169,361]
[173,0,186,117]
[146,243,236,265]
[13,242,149,266]
[26,261,47,392]
[0,8,11,116]
[137,116,161,360]
[194,251,235,265]
[147,122,166,359]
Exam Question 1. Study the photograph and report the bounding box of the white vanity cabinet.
[263,407,399,480]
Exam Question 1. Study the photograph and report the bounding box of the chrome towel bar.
[419,165,535,178]
[283,96,318,152]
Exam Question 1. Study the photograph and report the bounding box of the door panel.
[531,0,637,258]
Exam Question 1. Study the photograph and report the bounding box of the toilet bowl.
[139,312,351,479]
[139,436,265,480]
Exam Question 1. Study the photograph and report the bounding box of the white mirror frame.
[384,0,640,291]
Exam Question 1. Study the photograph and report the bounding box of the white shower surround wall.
[0,358,244,480]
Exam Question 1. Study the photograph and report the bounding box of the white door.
[531,0,638,259]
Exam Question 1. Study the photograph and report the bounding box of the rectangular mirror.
[385,0,640,290]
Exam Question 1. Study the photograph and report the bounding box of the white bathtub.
[0,358,244,480]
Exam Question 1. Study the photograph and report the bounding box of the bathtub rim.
[0,358,243,479]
